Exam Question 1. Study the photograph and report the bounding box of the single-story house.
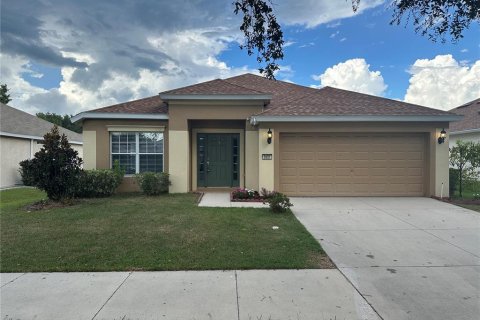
[449,98,480,147]
[72,74,461,197]
[0,103,83,188]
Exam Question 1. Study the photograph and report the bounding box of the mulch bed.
[24,199,79,211]
[431,196,480,205]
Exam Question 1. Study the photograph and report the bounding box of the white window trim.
[110,131,164,175]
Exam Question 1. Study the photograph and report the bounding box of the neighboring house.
[0,103,83,188]
[449,98,480,147]
[72,74,460,197]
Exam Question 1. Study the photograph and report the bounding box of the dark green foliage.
[0,84,11,104]
[263,192,293,213]
[450,140,480,197]
[233,0,284,79]
[74,170,123,198]
[18,159,38,186]
[390,0,480,42]
[135,172,171,195]
[449,168,459,196]
[36,112,82,133]
[18,126,83,200]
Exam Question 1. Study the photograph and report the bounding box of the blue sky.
[1,0,479,115]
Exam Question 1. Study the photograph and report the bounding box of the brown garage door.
[279,133,427,196]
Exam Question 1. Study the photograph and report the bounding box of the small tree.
[0,84,11,104]
[20,126,83,200]
[449,140,480,197]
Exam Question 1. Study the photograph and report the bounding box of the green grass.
[0,188,329,272]
[452,179,480,199]
[457,204,480,213]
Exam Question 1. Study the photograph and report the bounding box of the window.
[111,132,164,174]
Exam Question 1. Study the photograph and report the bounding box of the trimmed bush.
[18,126,82,200]
[263,192,293,213]
[19,159,38,186]
[74,170,122,198]
[135,172,171,195]
[449,168,459,196]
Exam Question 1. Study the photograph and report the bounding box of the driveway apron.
[292,197,480,320]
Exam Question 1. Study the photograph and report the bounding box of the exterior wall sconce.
[267,128,272,144]
[438,129,447,144]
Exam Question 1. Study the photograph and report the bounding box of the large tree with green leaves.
[234,0,480,78]
[36,112,82,133]
[0,84,12,104]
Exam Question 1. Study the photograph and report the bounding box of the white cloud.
[404,55,480,110]
[460,48,468,53]
[312,58,387,95]
[339,37,347,42]
[2,0,386,115]
[330,31,340,38]
[275,0,384,28]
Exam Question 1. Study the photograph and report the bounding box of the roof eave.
[0,131,83,144]
[159,94,272,101]
[71,112,169,123]
[450,128,480,135]
[251,115,463,124]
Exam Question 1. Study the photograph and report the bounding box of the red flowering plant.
[231,188,262,202]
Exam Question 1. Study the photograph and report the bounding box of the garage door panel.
[280,133,426,196]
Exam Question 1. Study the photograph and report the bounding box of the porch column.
[169,130,190,193]
[258,127,274,191]
[431,128,450,197]
[245,124,259,190]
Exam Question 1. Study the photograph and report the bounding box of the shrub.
[449,168,459,196]
[135,172,171,195]
[74,170,122,198]
[232,188,260,200]
[111,159,125,186]
[263,192,293,213]
[19,159,38,186]
[260,187,276,199]
[18,126,82,200]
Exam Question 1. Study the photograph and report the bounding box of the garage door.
[279,133,427,196]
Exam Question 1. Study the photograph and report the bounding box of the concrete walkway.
[292,197,480,320]
[1,270,380,320]
[198,192,268,208]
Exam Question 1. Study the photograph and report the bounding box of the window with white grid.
[111,132,164,174]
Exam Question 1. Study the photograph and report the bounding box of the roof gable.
[449,98,480,132]
[0,103,83,143]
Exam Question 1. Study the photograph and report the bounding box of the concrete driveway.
[292,197,480,320]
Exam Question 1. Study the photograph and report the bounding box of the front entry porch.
[196,133,240,188]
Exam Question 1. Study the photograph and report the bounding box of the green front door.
[197,133,240,188]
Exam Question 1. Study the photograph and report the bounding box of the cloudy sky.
[1,0,479,115]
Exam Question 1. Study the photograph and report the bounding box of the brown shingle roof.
[256,86,451,116]
[160,78,265,95]
[89,96,167,114]
[449,98,480,132]
[81,73,456,118]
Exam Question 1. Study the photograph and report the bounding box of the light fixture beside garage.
[267,129,272,144]
[438,129,447,144]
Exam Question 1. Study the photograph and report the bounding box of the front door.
[197,133,240,188]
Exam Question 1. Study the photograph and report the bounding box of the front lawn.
[0,188,331,272]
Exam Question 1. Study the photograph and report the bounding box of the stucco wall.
[82,119,168,192]
[449,132,480,147]
[0,136,83,188]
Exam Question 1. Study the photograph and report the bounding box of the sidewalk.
[198,192,268,208]
[1,270,380,320]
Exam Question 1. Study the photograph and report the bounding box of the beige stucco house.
[72,74,461,197]
[0,103,83,188]
[449,98,480,147]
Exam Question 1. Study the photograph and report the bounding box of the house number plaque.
[262,154,273,160]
